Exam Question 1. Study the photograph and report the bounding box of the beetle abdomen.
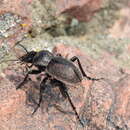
[47,57,82,85]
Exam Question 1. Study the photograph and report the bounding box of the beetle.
[8,43,103,127]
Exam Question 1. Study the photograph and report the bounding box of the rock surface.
[109,7,130,38]
[56,0,103,22]
[0,0,32,61]
[0,0,130,129]
[0,44,130,129]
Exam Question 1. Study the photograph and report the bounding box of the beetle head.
[19,51,37,63]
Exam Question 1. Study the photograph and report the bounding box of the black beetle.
[11,44,103,127]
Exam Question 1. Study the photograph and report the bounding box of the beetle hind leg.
[60,82,84,127]
[51,79,84,127]
[70,56,103,81]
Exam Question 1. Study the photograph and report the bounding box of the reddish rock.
[0,0,32,17]
[54,44,114,129]
[109,75,130,129]
[1,44,130,129]
[0,0,32,48]
[0,73,26,126]
[109,7,130,38]
[53,44,130,129]
[56,0,102,22]
[80,79,114,129]
[0,44,95,129]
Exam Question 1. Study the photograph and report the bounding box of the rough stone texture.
[53,44,128,129]
[0,44,94,130]
[56,0,103,22]
[0,0,32,61]
[109,6,130,38]
[0,0,130,129]
[80,80,113,129]
[0,0,32,17]
[0,44,130,129]
[108,75,130,130]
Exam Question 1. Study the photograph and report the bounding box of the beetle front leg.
[70,56,103,81]
[16,69,42,89]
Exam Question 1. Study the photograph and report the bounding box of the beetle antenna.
[17,43,28,53]
[0,37,28,64]
[15,37,29,53]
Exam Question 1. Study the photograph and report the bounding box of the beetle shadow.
[3,63,78,121]
[25,79,67,113]
[5,68,66,113]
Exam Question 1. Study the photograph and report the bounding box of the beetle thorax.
[33,50,54,67]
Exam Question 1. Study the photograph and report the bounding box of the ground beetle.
[9,43,103,127]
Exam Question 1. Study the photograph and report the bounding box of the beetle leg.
[59,82,84,127]
[50,79,67,99]
[52,79,84,126]
[70,56,103,81]
[32,76,49,115]
[16,69,42,89]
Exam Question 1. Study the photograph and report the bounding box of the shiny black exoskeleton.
[17,46,102,127]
